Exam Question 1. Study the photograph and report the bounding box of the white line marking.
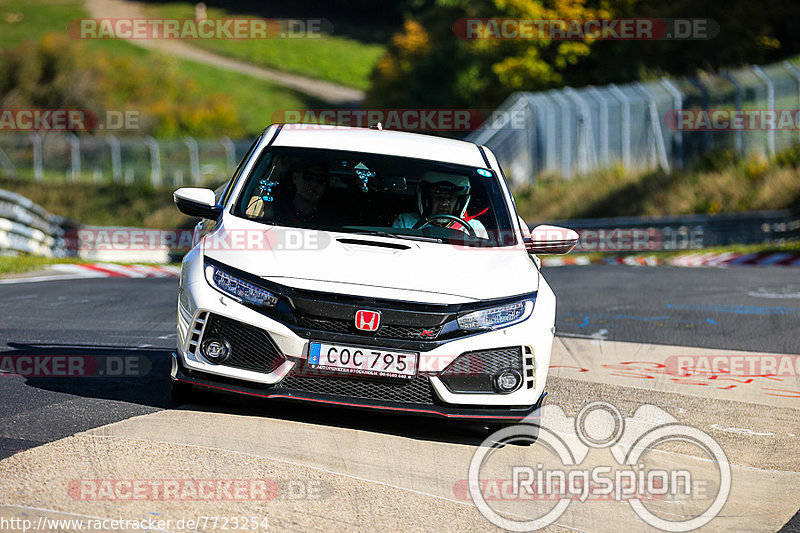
[76,434,539,522]
[558,329,608,343]
[747,289,800,299]
[710,424,775,436]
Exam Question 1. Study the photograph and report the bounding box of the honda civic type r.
[171,123,577,423]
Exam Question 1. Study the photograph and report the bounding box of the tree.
[367,0,800,109]
[366,0,609,109]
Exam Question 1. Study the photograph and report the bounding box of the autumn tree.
[367,0,800,109]
[366,0,609,109]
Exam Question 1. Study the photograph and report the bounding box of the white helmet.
[417,171,471,217]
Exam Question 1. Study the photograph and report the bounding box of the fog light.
[495,369,522,393]
[201,338,230,363]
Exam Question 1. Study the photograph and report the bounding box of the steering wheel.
[412,214,477,237]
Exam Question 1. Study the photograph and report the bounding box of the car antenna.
[370,122,383,130]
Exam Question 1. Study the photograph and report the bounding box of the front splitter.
[172,353,545,422]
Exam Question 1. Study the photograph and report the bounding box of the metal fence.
[544,209,800,253]
[0,134,254,187]
[469,59,800,187]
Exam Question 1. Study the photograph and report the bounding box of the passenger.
[246,161,331,224]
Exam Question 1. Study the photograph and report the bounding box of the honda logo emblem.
[355,310,381,332]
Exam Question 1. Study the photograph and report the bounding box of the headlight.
[204,265,278,307]
[457,299,534,331]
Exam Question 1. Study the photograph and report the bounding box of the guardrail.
[0,189,75,257]
[4,184,797,262]
[539,209,800,253]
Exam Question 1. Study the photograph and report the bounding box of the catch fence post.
[184,137,200,185]
[29,132,43,181]
[752,65,775,157]
[144,136,162,186]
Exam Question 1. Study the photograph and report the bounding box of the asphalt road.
[551,265,800,354]
[1,266,798,457]
[0,277,176,459]
[0,266,798,531]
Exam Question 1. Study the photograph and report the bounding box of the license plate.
[308,342,418,379]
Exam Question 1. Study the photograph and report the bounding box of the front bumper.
[171,352,545,421]
[175,248,557,419]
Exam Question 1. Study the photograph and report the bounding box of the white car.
[171,124,577,426]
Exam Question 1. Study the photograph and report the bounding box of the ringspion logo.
[466,402,730,531]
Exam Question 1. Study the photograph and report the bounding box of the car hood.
[203,220,539,303]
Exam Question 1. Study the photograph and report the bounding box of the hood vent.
[336,238,410,250]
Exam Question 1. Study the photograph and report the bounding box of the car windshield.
[233,147,516,247]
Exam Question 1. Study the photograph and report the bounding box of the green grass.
[0,0,323,136]
[515,152,800,223]
[144,2,385,90]
[0,178,199,228]
[80,32,323,135]
[0,256,183,276]
[0,1,84,48]
[0,255,84,276]
[169,55,326,134]
[92,32,328,136]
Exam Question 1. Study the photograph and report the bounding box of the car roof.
[269,124,488,168]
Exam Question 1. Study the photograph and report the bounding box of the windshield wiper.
[349,230,443,243]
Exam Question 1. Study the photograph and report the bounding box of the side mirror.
[525,224,579,255]
[174,188,222,220]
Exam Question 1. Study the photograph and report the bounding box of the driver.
[392,172,488,238]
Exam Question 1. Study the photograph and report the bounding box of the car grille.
[278,373,435,405]
[439,346,523,393]
[296,316,443,340]
[204,314,286,373]
[443,346,522,376]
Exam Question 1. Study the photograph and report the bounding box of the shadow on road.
[2,342,174,409]
[2,342,500,447]
[185,393,497,447]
